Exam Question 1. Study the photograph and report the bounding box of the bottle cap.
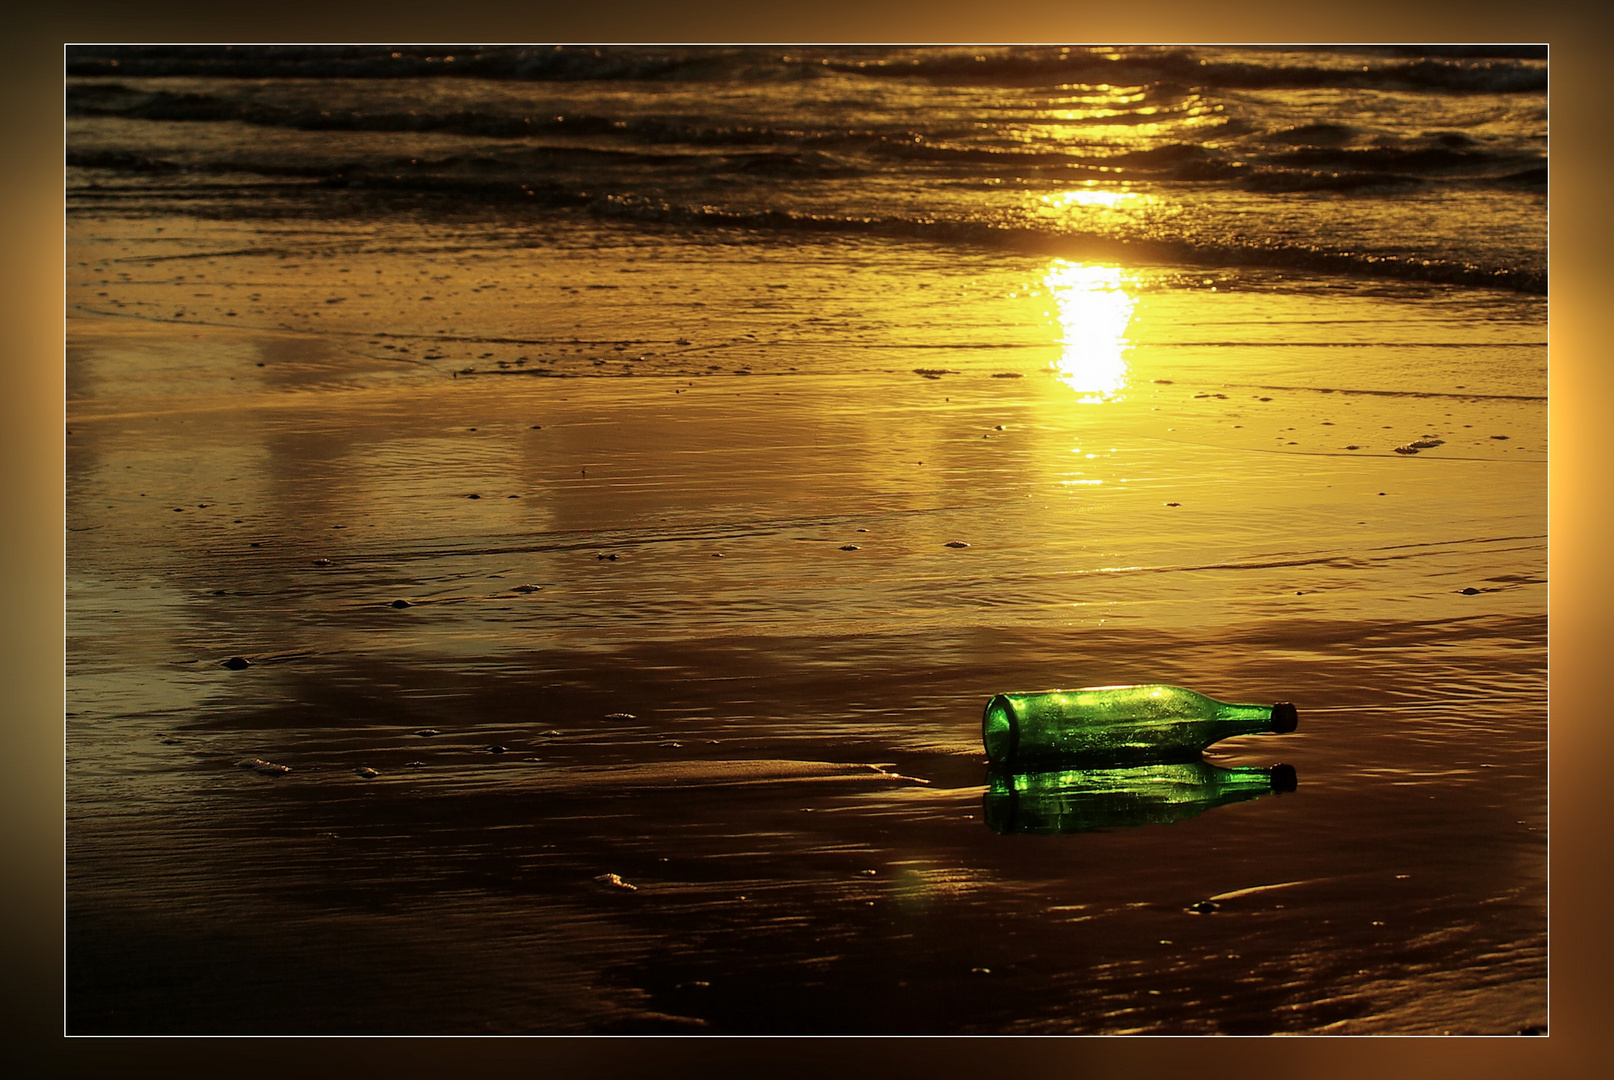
[1270,702,1298,733]
[1268,763,1298,791]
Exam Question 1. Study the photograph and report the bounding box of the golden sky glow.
[1042,260,1136,401]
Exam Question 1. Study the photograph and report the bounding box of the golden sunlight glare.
[1042,260,1136,400]
[1040,188,1146,211]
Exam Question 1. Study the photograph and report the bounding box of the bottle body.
[984,761,1297,835]
[982,684,1297,769]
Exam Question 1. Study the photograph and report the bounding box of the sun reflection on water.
[1040,188,1151,211]
[1042,261,1137,401]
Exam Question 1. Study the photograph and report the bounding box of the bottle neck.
[1207,702,1282,740]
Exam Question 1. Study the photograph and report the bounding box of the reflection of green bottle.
[982,684,1297,768]
[984,761,1297,835]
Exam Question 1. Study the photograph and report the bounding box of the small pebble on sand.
[594,873,638,892]
[222,656,252,670]
[840,544,860,551]
[605,713,636,721]
[945,541,971,548]
[415,728,441,737]
[390,599,413,609]
[356,767,379,778]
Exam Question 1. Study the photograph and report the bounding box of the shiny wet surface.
[66,218,1545,1034]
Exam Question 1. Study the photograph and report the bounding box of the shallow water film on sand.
[65,45,1545,1034]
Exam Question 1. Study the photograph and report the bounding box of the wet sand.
[66,213,1546,1033]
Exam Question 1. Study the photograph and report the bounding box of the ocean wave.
[586,196,1545,293]
[1263,122,1358,146]
[66,83,910,152]
[64,45,1548,95]
[1239,169,1425,193]
[64,46,1545,297]
[82,133,1535,198]
[866,139,1252,180]
[64,142,1545,293]
[1268,145,1527,172]
[65,148,181,173]
[63,45,763,82]
[69,82,1539,192]
[830,49,1546,94]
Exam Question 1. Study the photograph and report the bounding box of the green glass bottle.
[982,684,1297,768]
[984,761,1297,835]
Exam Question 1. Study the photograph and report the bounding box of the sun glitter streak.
[1043,261,1137,400]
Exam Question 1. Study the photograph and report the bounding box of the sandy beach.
[65,209,1545,1033]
